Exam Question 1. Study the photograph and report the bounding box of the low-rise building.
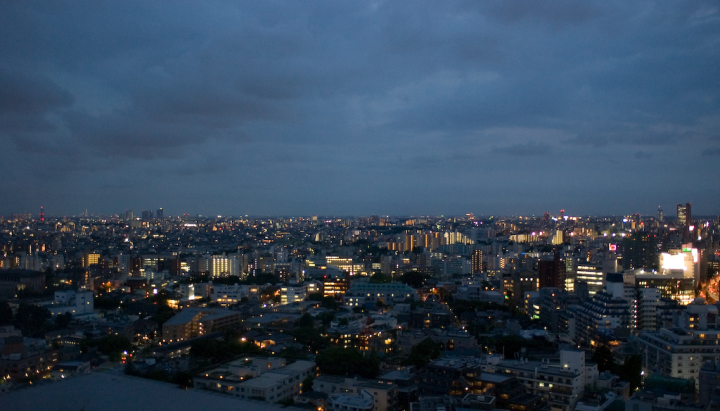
[313,375,399,411]
[343,283,419,307]
[194,358,315,402]
[494,350,591,411]
[162,308,241,342]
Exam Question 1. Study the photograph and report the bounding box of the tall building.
[156,208,164,220]
[637,288,661,331]
[677,203,691,227]
[657,206,663,222]
[622,232,659,270]
[471,250,484,274]
[142,210,153,220]
[538,253,566,289]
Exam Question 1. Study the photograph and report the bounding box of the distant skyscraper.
[157,208,164,220]
[677,203,691,227]
[142,210,153,220]
[39,206,44,222]
[657,206,663,222]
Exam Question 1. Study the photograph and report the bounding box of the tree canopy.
[401,272,433,288]
[407,338,441,368]
[315,347,380,379]
[369,273,392,284]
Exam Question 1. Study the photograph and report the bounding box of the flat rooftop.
[2,372,290,411]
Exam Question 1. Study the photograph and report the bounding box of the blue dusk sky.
[0,1,718,217]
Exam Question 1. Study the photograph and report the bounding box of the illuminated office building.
[633,268,695,306]
[82,252,100,267]
[326,256,364,276]
[576,264,604,296]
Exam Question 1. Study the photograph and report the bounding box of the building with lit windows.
[325,256,365,276]
[576,264,604,296]
[539,254,566,289]
[211,284,259,306]
[314,376,398,411]
[503,271,538,306]
[211,253,242,278]
[495,350,591,411]
[659,247,699,283]
[46,290,95,318]
[162,308,241,342]
[637,288,661,331]
[343,283,419,306]
[677,203,691,227]
[638,300,720,387]
[633,269,695,305]
[471,250,484,274]
[194,357,315,402]
[280,284,307,304]
[82,252,100,267]
[323,278,349,298]
[622,232,659,270]
[575,274,633,345]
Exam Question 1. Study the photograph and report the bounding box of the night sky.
[1,1,718,217]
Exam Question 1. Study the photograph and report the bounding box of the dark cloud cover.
[0,0,718,216]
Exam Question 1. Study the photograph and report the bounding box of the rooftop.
[2,372,290,411]
[164,308,237,326]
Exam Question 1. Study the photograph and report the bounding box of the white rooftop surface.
[3,372,290,411]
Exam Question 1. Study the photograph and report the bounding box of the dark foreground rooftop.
[3,372,290,411]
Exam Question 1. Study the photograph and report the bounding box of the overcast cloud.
[0,0,718,217]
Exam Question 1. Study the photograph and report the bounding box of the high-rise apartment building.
[471,250,483,274]
[157,208,164,220]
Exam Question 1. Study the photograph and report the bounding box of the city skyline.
[3,204,720,220]
[1,1,719,217]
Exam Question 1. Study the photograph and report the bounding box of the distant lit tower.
[559,209,565,219]
[657,206,663,222]
[543,212,550,220]
[39,206,44,222]
[157,208,164,220]
[677,203,691,227]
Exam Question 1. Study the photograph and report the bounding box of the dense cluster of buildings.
[1,206,720,411]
